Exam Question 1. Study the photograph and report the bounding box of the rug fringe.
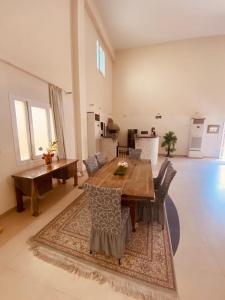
[31,245,179,300]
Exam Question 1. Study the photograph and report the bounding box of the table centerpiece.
[114,161,128,176]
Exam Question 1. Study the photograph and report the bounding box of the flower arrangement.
[117,161,128,168]
[114,161,128,176]
[39,141,58,165]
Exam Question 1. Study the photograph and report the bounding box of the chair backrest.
[83,183,122,235]
[83,156,99,177]
[95,152,107,168]
[154,158,170,189]
[128,148,142,160]
[156,164,176,203]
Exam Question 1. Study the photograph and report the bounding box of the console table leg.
[15,186,24,212]
[31,182,39,216]
[74,175,77,186]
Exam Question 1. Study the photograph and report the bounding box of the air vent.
[190,137,202,149]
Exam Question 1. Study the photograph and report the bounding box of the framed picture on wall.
[207,125,220,134]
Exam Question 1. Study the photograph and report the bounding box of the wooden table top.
[84,157,155,200]
[12,159,78,180]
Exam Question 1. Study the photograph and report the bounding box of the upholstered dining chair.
[136,163,176,226]
[83,156,99,177]
[151,164,177,229]
[136,158,170,223]
[95,152,107,168]
[154,158,170,190]
[128,148,142,160]
[83,183,132,264]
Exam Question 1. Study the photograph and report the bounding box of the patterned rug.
[30,193,179,300]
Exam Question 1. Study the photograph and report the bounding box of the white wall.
[85,11,113,122]
[113,37,225,157]
[0,0,72,91]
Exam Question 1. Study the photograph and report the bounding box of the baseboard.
[158,153,187,157]
[0,205,16,219]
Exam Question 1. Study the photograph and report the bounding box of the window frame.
[10,95,53,165]
[10,95,32,164]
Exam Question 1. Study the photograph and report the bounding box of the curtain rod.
[0,57,72,94]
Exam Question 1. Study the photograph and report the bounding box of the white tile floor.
[1,157,225,300]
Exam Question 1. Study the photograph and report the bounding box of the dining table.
[82,157,155,231]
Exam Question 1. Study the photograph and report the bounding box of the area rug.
[29,193,179,300]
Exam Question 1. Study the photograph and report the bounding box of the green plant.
[161,131,177,157]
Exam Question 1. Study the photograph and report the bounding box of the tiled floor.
[1,157,225,300]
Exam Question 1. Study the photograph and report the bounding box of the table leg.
[15,186,24,212]
[31,181,39,216]
[73,175,77,187]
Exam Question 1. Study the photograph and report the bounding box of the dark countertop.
[135,135,159,139]
[101,136,117,139]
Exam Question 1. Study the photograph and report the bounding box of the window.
[96,40,105,77]
[10,96,54,163]
[14,100,31,161]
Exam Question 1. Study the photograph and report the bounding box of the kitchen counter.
[100,137,118,160]
[135,136,159,165]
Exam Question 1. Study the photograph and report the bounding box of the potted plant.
[161,131,177,157]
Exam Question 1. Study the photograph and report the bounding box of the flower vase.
[45,156,52,166]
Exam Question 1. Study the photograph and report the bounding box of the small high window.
[96,40,105,77]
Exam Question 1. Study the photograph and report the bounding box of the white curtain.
[49,84,66,159]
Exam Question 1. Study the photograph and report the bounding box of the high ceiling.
[94,0,225,49]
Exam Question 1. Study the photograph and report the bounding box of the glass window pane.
[96,40,100,70]
[14,100,31,161]
[99,46,105,76]
[31,106,50,156]
[101,49,105,76]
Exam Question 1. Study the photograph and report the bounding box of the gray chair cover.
[152,164,177,229]
[137,163,176,225]
[83,183,132,260]
[154,158,170,190]
[136,157,169,222]
[95,152,107,168]
[83,156,99,177]
[128,148,142,160]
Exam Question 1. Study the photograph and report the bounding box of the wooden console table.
[12,159,78,216]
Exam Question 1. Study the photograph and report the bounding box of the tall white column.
[70,0,88,171]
